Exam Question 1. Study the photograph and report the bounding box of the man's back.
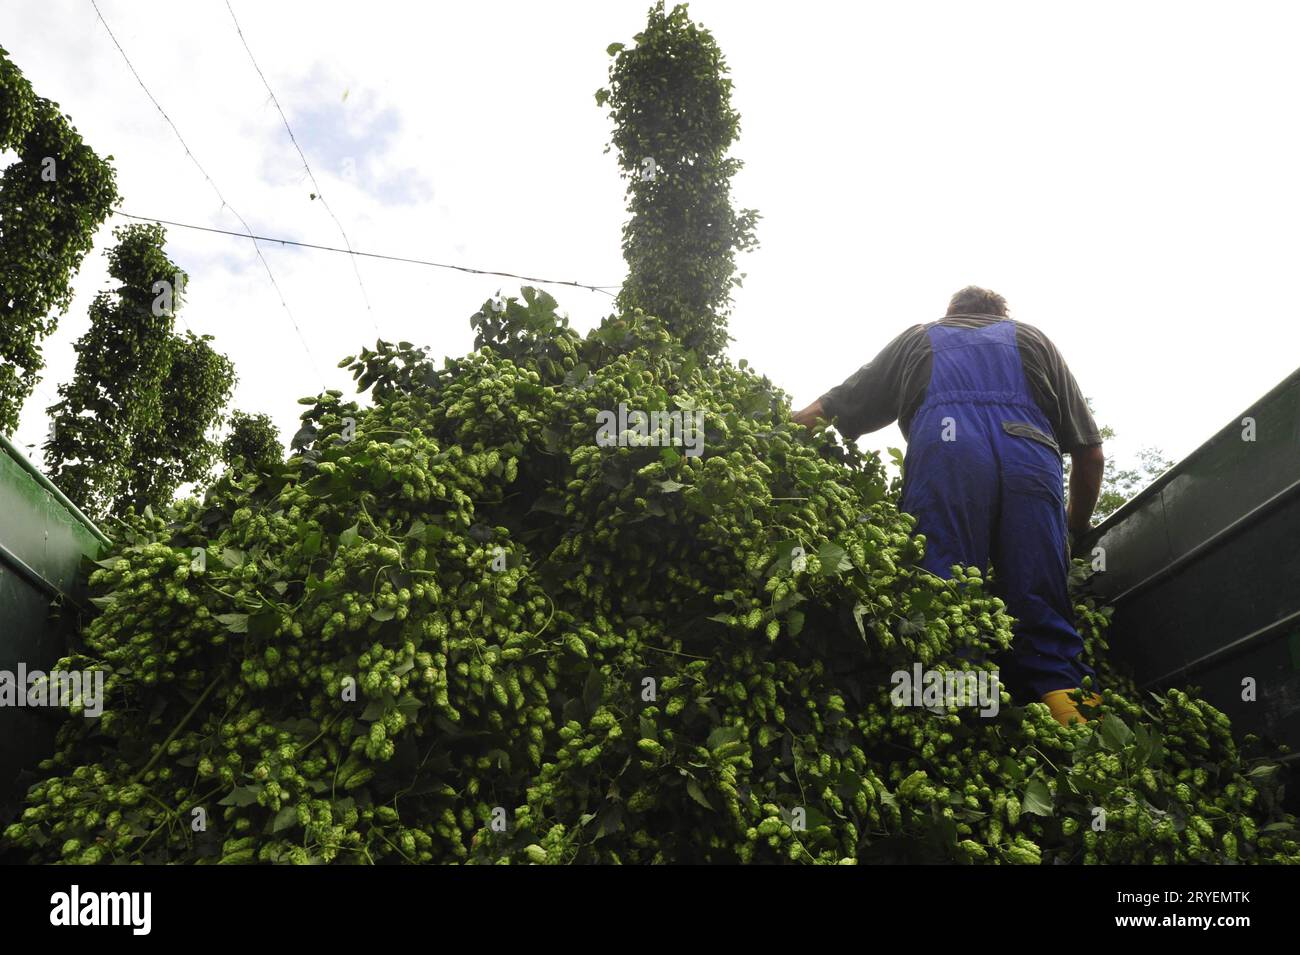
[817,313,1100,454]
[790,286,1108,725]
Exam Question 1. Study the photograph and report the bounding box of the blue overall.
[899,320,1095,699]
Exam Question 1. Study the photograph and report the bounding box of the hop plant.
[2,291,1295,866]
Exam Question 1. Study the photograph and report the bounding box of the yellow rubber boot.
[1041,689,1103,726]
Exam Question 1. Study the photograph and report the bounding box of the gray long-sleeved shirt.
[818,313,1102,454]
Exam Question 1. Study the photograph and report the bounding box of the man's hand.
[791,399,826,429]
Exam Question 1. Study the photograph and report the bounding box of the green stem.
[131,676,222,784]
[529,592,556,639]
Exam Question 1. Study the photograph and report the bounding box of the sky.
[3,0,1299,481]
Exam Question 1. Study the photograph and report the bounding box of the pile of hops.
[3,290,1295,864]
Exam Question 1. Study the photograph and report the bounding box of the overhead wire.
[89,0,326,386]
[113,211,620,296]
[223,0,381,337]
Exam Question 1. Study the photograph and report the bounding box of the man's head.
[946,286,1008,317]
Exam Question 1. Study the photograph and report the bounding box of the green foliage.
[44,224,235,520]
[1094,444,1174,523]
[599,2,759,358]
[124,331,236,514]
[221,411,282,474]
[4,291,1292,865]
[0,46,118,434]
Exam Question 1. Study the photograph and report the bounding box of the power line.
[89,0,325,386]
[223,0,380,337]
[33,381,58,408]
[113,211,620,296]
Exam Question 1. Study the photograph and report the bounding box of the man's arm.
[791,399,825,429]
[790,325,923,436]
[1067,442,1105,543]
[1029,327,1103,546]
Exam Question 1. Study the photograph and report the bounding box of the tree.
[44,223,235,520]
[598,2,759,358]
[122,331,236,513]
[0,47,118,434]
[1093,440,1174,523]
[221,410,282,473]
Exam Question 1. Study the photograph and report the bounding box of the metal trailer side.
[1077,367,1300,755]
[0,433,108,817]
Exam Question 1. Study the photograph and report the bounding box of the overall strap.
[922,320,1036,408]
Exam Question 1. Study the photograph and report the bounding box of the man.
[792,287,1106,726]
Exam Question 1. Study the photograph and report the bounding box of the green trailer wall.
[0,434,107,818]
[1078,367,1300,756]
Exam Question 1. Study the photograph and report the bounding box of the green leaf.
[395,694,423,719]
[562,362,592,389]
[686,779,714,810]
[595,804,624,838]
[272,805,299,833]
[529,492,566,516]
[788,609,805,637]
[851,602,868,641]
[706,725,743,752]
[606,42,624,56]
[773,588,806,613]
[898,614,927,637]
[220,547,245,569]
[217,785,261,807]
[785,805,831,831]
[276,717,318,737]
[1021,778,1054,817]
[999,756,1026,784]
[906,587,935,613]
[1099,713,1134,751]
[215,613,249,633]
[1131,722,1161,766]
[816,541,852,575]
[338,524,360,548]
[769,540,803,575]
